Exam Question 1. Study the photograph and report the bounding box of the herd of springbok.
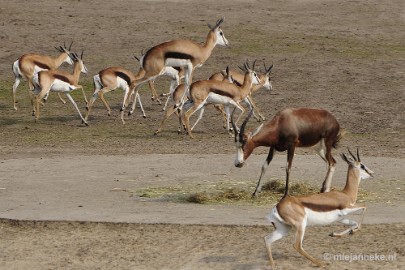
[11,18,374,267]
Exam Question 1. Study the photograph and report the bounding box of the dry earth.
[0,0,404,269]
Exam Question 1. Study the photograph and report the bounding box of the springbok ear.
[249,123,264,138]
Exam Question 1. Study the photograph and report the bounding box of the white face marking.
[234,140,245,167]
[360,164,374,180]
[80,61,88,74]
[262,76,272,91]
[215,28,229,47]
[65,55,74,65]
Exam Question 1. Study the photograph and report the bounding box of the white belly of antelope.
[206,92,235,106]
[305,208,350,226]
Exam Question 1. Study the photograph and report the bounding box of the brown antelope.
[11,43,80,110]
[209,62,273,121]
[84,66,146,123]
[182,61,261,138]
[31,52,88,125]
[232,108,344,197]
[264,149,374,268]
[134,53,185,110]
[121,18,229,124]
[153,67,233,135]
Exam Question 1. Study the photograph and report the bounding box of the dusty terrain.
[0,0,404,269]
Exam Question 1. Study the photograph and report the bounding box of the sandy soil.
[0,0,404,269]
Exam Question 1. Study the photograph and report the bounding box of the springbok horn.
[231,108,238,137]
[214,17,224,29]
[81,50,84,59]
[252,59,257,70]
[356,148,361,162]
[266,63,274,73]
[347,148,357,161]
[134,55,140,61]
[68,41,73,51]
[240,109,254,136]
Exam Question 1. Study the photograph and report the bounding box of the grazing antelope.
[31,52,88,125]
[84,66,146,123]
[12,42,77,110]
[121,18,229,124]
[264,149,374,268]
[182,61,261,138]
[232,108,344,197]
[209,62,274,121]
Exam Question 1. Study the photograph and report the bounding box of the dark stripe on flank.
[54,74,70,83]
[301,202,344,212]
[211,88,233,99]
[33,60,51,70]
[165,51,194,61]
[115,71,131,86]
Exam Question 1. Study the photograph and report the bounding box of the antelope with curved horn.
[264,148,374,268]
[84,66,146,122]
[31,51,89,125]
[209,61,274,121]
[232,107,344,197]
[182,61,261,138]
[11,42,79,110]
[120,18,229,124]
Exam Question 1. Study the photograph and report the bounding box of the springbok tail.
[133,68,146,81]
[333,128,346,149]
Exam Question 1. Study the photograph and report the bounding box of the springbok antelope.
[121,18,229,124]
[31,52,88,125]
[264,149,374,268]
[12,43,76,110]
[181,61,261,138]
[232,108,344,197]
[84,66,146,123]
[134,53,185,110]
[209,62,273,121]
[153,67,232,135]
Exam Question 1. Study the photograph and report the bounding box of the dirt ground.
[0,0,404,269]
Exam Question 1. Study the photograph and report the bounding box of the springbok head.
[239,60,261,86]
[261,62,274,91]
[209,17,229,47]
[55,41,74,65]
[341,148,374,180]
[68,51,88,74]
[231,109,263,168]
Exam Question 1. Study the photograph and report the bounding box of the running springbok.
[182,61,261,138]
[85,66,146,123]
[209,62,273,121]
[153,67,233,135]
[31,52,88,125]
[265,149,374,268]
[121,18,229,123]
[12,42,76,110]
[232,108,344,197]
[134,53,185,110]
